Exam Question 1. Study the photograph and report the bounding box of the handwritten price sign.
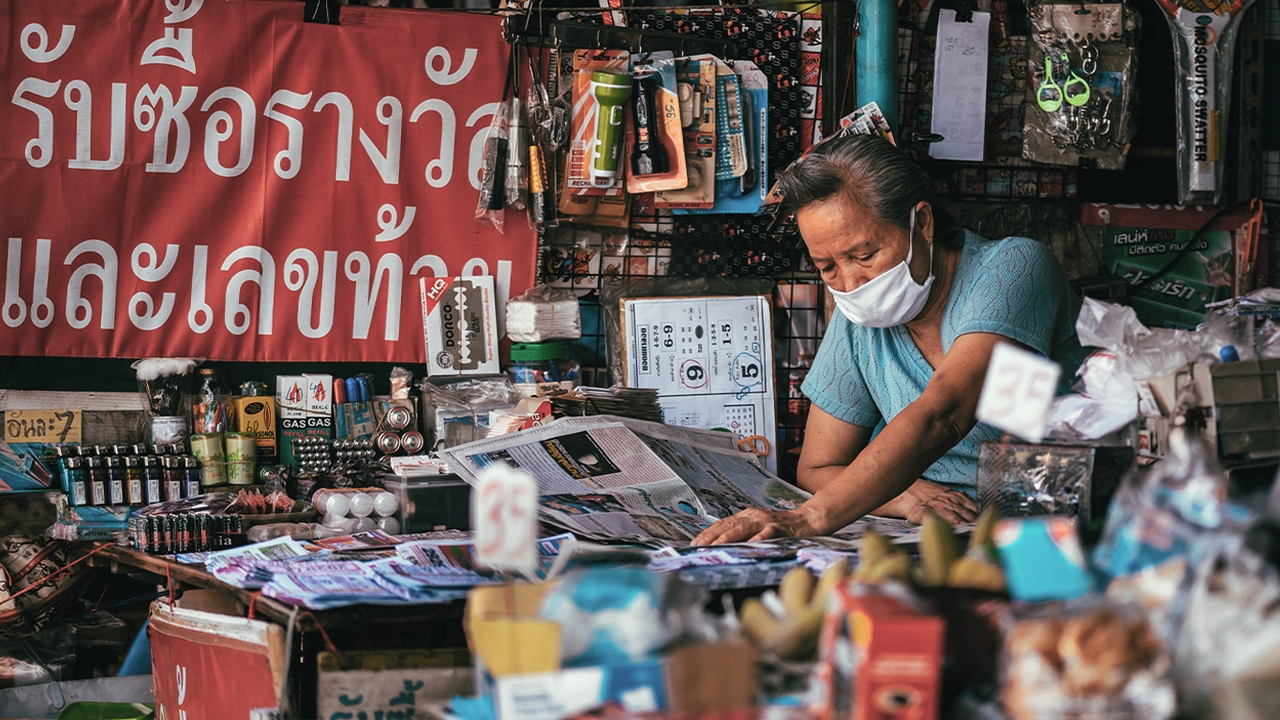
[472,465,538,576]
[975,343,1061,443]
[4,409,82,444]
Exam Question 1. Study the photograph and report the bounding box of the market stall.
[2,0,1280,717]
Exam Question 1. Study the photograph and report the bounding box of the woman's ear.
[915,201,936,242]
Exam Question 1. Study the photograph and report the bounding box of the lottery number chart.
[620,296,778,471]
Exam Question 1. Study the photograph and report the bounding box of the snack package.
[1002,602,1176,720]
[566,49,631,196]
[624,51,687,194]
[1023,2,1141,170]
[676,60,769,215]
[654,58,716,209]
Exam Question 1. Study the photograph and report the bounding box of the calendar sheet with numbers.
[620,295,778,471]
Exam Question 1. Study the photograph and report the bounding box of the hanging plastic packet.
[475,100,510,233]
[1024,2,1141,170]
[506,285,582,343]
[1157,0,1254,204]
[505,96,528,210]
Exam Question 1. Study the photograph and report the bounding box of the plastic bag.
[1075,297,1219,380]
[1023,1,1141,170]
[1173,525,1280,718]
[420,377,523,450]
[1044,350,1139,440]
[0,622,76,687]
[1002,601,1175,720]
[506,285,582,343]
[475,99,510,233]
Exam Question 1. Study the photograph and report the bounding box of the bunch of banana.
[739,559,850,660]
[850,508,1007,593]
[919,507,1007,592]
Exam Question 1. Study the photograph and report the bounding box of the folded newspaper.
[439,414,813,547]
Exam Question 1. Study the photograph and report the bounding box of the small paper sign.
[976,343,1061,443]
[4,409,82,444]
[473,465,538,576]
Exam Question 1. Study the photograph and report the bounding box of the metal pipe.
[854,0,897,131]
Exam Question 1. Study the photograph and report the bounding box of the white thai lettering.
[64,239,118,330]
[12,78,61,168]
[66,81,127,171]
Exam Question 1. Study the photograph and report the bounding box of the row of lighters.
[53,442,206,507]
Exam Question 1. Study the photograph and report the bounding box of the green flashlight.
[589,70,632,187]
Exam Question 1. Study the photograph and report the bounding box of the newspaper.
[440,415,813,546]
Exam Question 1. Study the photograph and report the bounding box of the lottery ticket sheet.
[619,295,779,472]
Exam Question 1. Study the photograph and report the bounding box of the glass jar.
[192,367,232,433]
[506,341,581,397]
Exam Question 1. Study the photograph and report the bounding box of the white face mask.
[828,207,934,328]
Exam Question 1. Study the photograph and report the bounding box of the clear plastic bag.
[1002,600,1175,720]
[1023,2,1141,170]
[475,100,510,233]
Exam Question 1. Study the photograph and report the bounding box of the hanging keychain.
[1037,55,1064,113]
[1062,53,1091,107]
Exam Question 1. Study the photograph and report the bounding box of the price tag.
[472,465,538,576]
[975,343,1061,443]
[4,409,82,444]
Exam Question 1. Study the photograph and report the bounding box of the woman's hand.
[896,480,977,524]
[691,507,823,546]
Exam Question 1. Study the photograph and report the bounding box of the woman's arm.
[692,331,1010,545]
[795,406,872,494]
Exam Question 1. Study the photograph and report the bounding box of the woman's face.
[797,196,928,293]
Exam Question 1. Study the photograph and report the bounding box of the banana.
[739,596,784,645]
[859,529,893,568]
[853,552,912,584]
[947,554,1007,592]
[778,566,816,615]
[810,558,851,611]
[764,602,826,660]
[969,506,999,558]
[918,510,960,587]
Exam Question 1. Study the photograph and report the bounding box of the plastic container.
[505,341,580,397]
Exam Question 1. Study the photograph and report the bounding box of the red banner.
[150,610,284,720]
[0,0,534,362]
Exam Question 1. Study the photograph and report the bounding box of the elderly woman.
[693,134,1088,545]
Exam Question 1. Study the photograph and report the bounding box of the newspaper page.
[441,418,719,544]
[560,415,810,518]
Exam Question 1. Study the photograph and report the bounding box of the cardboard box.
[317,649,473,720]
[277,374,333,467]
[1211,359,1280,459]
[420,276,500,378]
[814,587,944,720]
[1082,203,1267,329]
[234,396,277,463]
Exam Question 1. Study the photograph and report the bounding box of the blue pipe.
[854,0,899,132]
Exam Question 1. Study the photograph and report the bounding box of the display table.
[88,542,465,629]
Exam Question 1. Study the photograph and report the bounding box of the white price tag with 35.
[975,343,1062,443]
[473,465,538,577]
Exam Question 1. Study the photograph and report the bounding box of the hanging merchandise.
[625,51,688,194]
[676,59,770,215]
[567,49,632,194]
[476,96,511,233]
[1023,2,1141,170]
[654,56,718,209]
[1156,0,1253,204]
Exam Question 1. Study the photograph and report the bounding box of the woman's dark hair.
[775,133,961,248]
